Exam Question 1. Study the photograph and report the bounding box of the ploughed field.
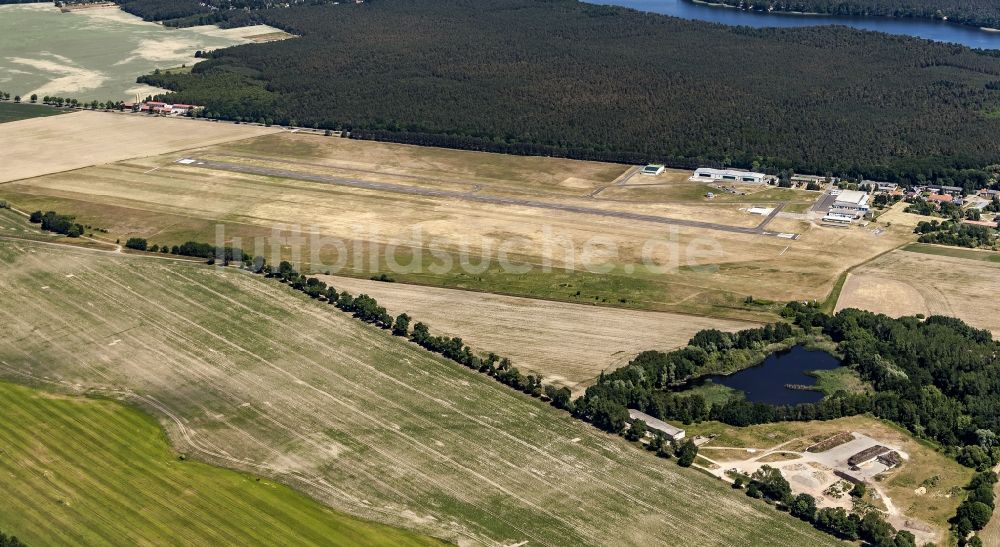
[0,240,838,546]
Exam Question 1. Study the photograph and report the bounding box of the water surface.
[695,345,842,405]
[596,0,1000,49]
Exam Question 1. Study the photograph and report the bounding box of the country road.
[187,158,793,237]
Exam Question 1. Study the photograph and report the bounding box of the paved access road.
[187,158,791,236]
[812,191,837,213]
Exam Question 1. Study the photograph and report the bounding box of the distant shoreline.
[689,0,826,17]
[660,0,1000,37]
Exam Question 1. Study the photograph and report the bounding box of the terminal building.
[693,167,767,184]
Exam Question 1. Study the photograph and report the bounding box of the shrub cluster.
[28,211,84,238]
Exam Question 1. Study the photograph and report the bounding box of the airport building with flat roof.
[693,167,767,184]
[832,190,870,216]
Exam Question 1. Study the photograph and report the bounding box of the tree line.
[0,93,128,112]
[123,237,250,263]
[28,211,85,238]
[914,219,998,248]
[134,0,1000,188]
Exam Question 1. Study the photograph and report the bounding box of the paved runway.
[186,158,791,236]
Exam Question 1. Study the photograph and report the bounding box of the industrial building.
[128,101,201,116]
[627,409,686,441]
[693,167,767,184]
[848,445,890,469]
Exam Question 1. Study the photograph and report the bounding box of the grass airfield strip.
[185,157,784,235]
[0,131,917,320]
[0,381,441,546]
[0,239,838,546]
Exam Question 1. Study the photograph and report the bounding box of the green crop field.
[0,381,440,546]
[0,102,64,124]
[0,239,838,546]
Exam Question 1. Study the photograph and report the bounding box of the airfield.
[0,116,916,324]
[0,109,995,545]
[0,111,280,182]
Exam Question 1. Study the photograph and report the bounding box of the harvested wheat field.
[836,248,1000,337]
[0,111,279,182]
[318,275,753,392]
[0,240,837,547]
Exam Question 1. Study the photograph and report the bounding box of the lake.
[694,345,842,405]
[595,0,1000,49]
[0,4,280,100]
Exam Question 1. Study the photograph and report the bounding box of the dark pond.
[692,345,842,405]
[592,0,1000,49]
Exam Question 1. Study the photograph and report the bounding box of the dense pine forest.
[709,0,1000,29]
[136,0,1000,186]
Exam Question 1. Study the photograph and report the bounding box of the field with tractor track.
[0,381,440,546]
[0,240,838,546]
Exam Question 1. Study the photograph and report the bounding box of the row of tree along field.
[133,0,1000,190]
